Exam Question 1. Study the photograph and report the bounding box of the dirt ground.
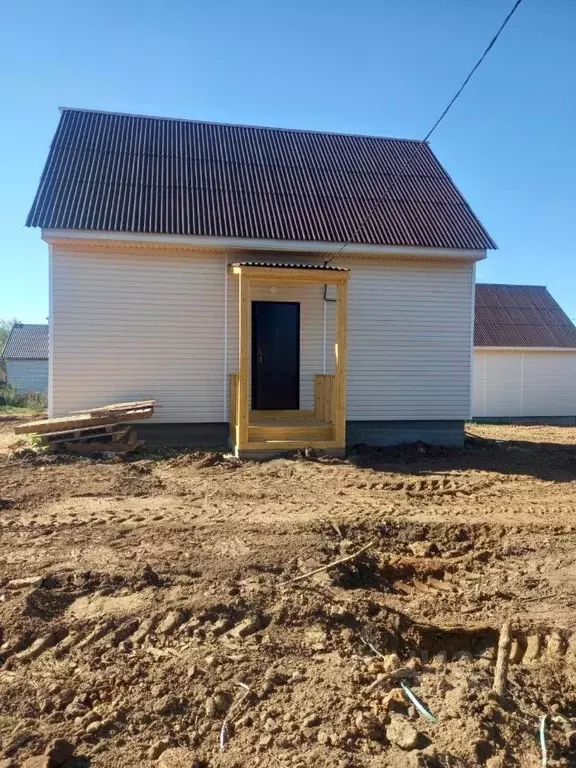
[1,414,576,767]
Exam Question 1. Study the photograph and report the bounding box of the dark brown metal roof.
[475,284,576,348]
[233,262,348,271]
[26,109,495,251]
[1,324,49,359]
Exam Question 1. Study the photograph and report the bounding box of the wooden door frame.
[230,264,349,452]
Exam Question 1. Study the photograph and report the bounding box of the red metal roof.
[475,284,576,348]
[26,108,495,251]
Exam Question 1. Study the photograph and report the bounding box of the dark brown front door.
[252,301,300,410]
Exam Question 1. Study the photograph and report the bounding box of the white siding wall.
[473,350,576,417]
[51,247,225,422]
[51,246,474,423]
[6,359,48,395]
[338,256,474,420]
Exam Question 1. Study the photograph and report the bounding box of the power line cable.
[325,0,524,264]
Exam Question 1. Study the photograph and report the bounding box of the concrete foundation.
[346,420,465,448]
[139,420,466,452]
[137,423,228,449]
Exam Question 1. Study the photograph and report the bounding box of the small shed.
[473,284,576,420]
[1,324,49,395]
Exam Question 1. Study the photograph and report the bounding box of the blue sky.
[1,0,575,323]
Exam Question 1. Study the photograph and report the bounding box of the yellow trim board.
[250,409,316,421]
[231,265,348,284]
[243,440,344,451]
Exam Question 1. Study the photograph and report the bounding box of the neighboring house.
[1,324,49,395]
[26,107,495,455]
[473,284,576,420]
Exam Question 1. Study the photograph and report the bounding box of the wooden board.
[237,272,250,449]
[231,265,349,284]
[42,427,131,447]
[248,424,333,442]
[69,400,155,415]
[244,439,343,451]
[14,407,153,435]
[333,280,348,447]
[37,424,119,443]
[314,375,334,423]
[250,409,315,421]
[229,374,238,431]
[118,426,137,445]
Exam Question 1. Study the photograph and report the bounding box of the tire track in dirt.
[2,419,576,766]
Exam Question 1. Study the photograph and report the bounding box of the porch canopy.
[229,262,349,456]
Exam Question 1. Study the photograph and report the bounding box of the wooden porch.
[228,264,349,456]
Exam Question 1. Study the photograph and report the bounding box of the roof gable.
[2,324,49,359]
[27,108,495,251]
[475,284,576,348]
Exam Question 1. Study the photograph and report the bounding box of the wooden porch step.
[248,424,333,442]
[249,409,316,421]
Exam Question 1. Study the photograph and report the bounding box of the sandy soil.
[1,414,576,767]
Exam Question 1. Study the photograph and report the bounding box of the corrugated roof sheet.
[475,285,576,348]
[233,262,348,271]
[2,324,49,359]
[26,108,495,251]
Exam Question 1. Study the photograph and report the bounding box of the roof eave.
[42,229,488,262]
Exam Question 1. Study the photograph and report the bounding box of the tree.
[0,318,21,363]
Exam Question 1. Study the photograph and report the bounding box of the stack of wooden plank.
[14,400,155,454]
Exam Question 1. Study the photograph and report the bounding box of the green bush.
[0,384,47,409]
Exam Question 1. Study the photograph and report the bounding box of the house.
[473,284,576,421]
[1,323,49,395]
[26,107,495,456]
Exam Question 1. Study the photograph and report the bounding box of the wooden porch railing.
[314,374,335,423]
[229,373,239,438]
